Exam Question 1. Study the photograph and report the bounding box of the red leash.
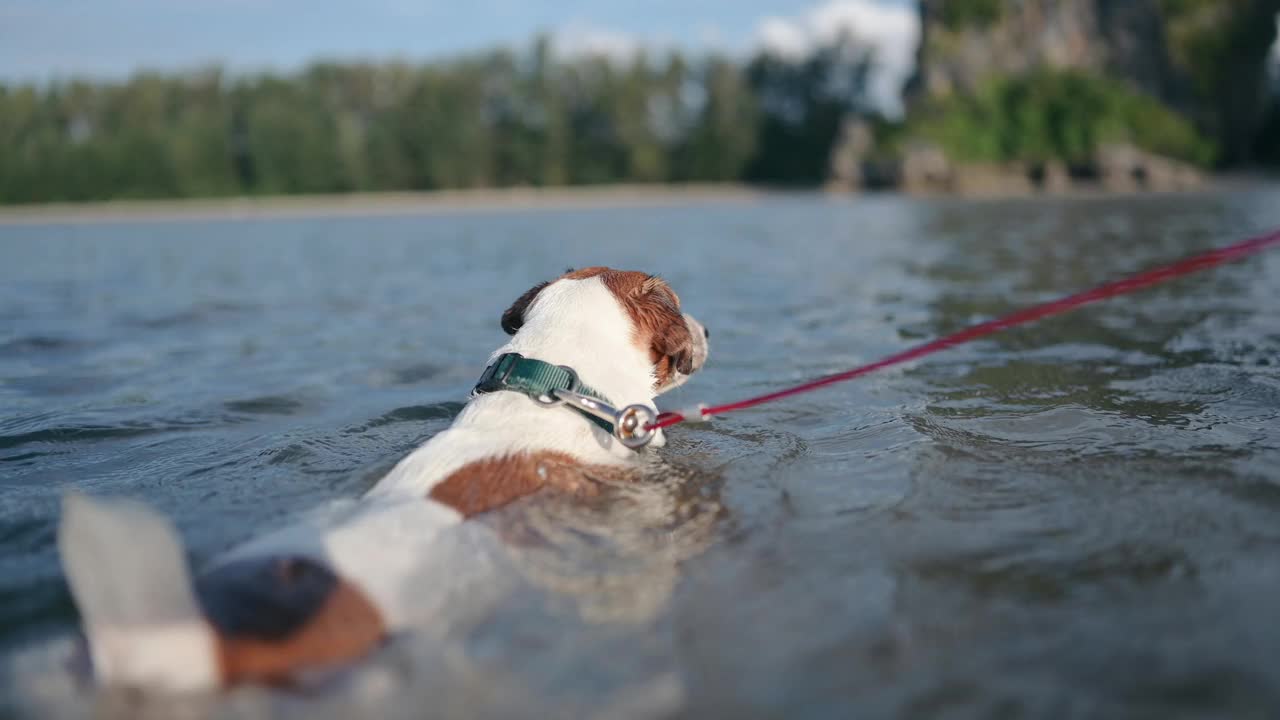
[650,227,1280,432]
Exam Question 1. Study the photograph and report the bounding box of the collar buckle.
[551,387,615,424]
[549,389,658,449]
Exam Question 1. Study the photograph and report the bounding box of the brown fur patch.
[213,574,385,686]
[429,451,629,517]
[595,271,693,388]
[561,266,610,280]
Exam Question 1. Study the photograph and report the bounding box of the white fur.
[87,623,220,693]
[58,494,221,691]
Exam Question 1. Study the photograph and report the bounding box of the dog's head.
[501,267,709,395]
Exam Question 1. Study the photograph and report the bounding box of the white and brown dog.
[58,266,709,691]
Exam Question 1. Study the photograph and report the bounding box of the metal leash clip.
[553,389,658,449]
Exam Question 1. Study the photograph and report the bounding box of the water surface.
[2,190,1280,718]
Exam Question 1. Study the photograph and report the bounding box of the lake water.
[2,190,1280,719]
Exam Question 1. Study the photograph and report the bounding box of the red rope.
[650,227,1280,432]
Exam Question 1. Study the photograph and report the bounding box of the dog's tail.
[57,493,221,691]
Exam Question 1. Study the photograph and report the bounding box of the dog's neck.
[368,278,661,501]
[490,277,658,408]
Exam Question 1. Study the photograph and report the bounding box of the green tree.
[904,68,1215,166]
[745,35,876,184]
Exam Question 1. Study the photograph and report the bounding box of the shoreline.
[0,177,1275,226]
[0,184,767,226]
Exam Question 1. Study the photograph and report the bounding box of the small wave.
[346,402,465,434]
[366,362,446,387]
[224,395,305,415]
[0,424,160,451]
[0,409,224,451]
[265,442,316,466]
[0,451,48,465]
[0,336,84,354]
[129,301,252,330]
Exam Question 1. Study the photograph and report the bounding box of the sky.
[0,0,920,108]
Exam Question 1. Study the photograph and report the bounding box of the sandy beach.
[0,184,768,226]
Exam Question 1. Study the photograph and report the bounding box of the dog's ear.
[501,281,550,335]
[629,276,695,383]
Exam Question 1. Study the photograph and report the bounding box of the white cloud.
[755,0,920,114]
[545,1,920,113]
[757,17,811,60]
[551,22,645,62]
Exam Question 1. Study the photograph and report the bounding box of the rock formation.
[907,0,1280,166]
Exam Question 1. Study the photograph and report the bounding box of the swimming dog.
[59,266,709,691]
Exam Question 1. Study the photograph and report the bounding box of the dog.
[58,266,710,691]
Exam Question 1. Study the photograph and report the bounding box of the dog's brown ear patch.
[562,266,610,280]
[501,281,550,335]
[599,273,694,388]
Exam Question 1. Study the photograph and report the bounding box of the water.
[2,190,1279,718]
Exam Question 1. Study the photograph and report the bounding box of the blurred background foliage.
[937,0,1004,30]
[903,69,1216,166]
[0,38,866,203]
[2,1,1280,204]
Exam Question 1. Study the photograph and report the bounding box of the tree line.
[0,38,875,204]
[3,33,1274,205]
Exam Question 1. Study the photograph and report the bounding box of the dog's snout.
[702,326,710,339]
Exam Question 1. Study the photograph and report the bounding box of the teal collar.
[471,353,615,433]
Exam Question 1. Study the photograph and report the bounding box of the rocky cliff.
[907,0,1280,166]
